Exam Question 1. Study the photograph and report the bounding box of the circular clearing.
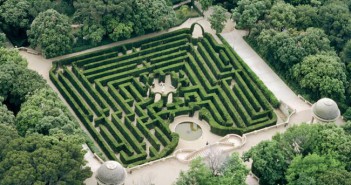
[175,122,203,141]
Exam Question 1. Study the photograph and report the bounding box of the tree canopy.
[292,53,347,101]
[0,135,91,184]
[199,0,213,11]
[0,47,27,67]
[0,32,5,47]
[244,123,351,185]
[72,0,177,45]
[233,0,351,109]
[286,154,351,185]
[175,153,248,185]
[0,63,46,107]
[208,5,228,34]
[0,47,89,184]
[15,87,81,138]
[0,98,15,126]
[27,9,73,58]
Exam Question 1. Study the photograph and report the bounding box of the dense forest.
[232,0,351,115]
[0,47,92,184]
[244,123,351,185]
[0,0,197,57]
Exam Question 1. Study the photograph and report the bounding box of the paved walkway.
[221,28,311,113]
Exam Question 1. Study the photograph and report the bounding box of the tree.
[0,33,5,47]
[243,140,294,185]
[133,0,177,35]
[318,2,351,51]
[294,5,318,30]
[15,87,80,137]
[284,0,311,6]
[0,47,27,67]
[0,63,46,107]
[175,153,248,185]
[27,9,73,58]
[256,28,332,70]
[292,53,347,101]
[208,5,228,34]
[199,0,213,12]
[0,0,31,29]
[0,124,18,158]
[246,123,351,185]
[217,153,249,185]
[342,40,351,65]
[205,147,227,176]
[232,0,274,31]
[316,168,351,185]
[175,157,212,185]
[178,5,190,20]
[286,154,349,185]
[106,20,133,42]
[266,1,296,31]
[73,0,106,45]
[0,98,15,126]
[0,135,92,184]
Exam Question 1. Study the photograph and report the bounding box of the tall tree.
[232,0,274,31]
[257,28,332,70]
[0,0,31,29]
[199,0,213,12]
[0,98,15,126]
[27,9,73,58]
[342,40,351,65]
[208,5,228,34]
[294,5,318,30]
[0,33,5,47]
[73,0,106,45]
[175,157,212,185]
[243,140,294,185]
[0,63,46,107]
[266,1,296,31]
[292,53,347,101]
[246,123,351,185]
[175,153,248,185]
[0,124,18,159]
[286,154,350,185]
[15,87,80,137]
[0,135,91,184]
[0,47,27,67]
[133,0,177,35]
[318,1,351,51]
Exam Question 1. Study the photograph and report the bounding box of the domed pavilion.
[311,98,340,123]
[95,161,127,185]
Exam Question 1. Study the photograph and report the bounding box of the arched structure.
[311,98,340,123]
[190,23,205,38]
[95,161,126,185]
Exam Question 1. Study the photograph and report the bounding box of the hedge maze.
[50,25,278,166]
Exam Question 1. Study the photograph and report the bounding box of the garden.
[51,24,279,166]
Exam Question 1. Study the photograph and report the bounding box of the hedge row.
[63,67,108,117]
[50,69,117,161]
[217,34,280,108]
[82,38,189,71]
[50,26,279,165]
[55,28,190,66]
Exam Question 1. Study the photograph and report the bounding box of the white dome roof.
[312,98,340,121]
[96,161,126,185]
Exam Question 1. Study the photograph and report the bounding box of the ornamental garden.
[50,24,278,167]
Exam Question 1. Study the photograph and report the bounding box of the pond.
[175,122,202,141]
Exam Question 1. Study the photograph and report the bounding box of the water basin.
[175,122,202,141]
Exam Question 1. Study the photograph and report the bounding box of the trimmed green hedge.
[51,26,278,166]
